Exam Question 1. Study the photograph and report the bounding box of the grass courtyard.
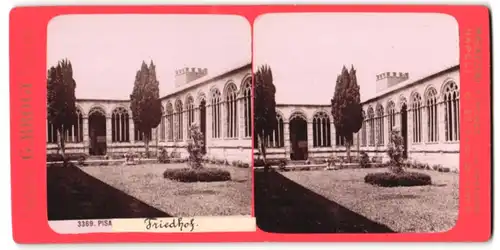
[47,163,251,220]
[255,168,458,233]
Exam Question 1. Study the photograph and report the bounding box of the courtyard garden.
[47,162,251,220]
[254,129,458,233]
[47,124,251,220]
[255,167,458,233]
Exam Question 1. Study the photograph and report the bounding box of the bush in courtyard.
[77,155,86,166]
[278,159,288,171]
[163,168,231,182]
[359,151,370,168]
[158,147,169,163]
[364,171,432,187]
[186,123,206,169]
[387,128,405,173]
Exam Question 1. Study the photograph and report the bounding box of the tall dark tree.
[331,65,363,162]
[130,61,162,157]
[47,59,77,162]
[254,64,277,170]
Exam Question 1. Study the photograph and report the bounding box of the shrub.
[364,171,432,187]
[186,123,205,169]
[163,168,231,182]
[438,166,451,173]
[278,159,287,171]
[387,128,405,173]
[47,153,87,162]
[77,155,86,166]
[360,151,370,168]
[158,147,169,163]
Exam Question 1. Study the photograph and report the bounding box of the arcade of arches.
[46,64,253,163]
[46,63,460,170]
[261,65,460,171]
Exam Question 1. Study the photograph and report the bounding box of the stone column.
[395,110,401,130]
[331,122,336,147]
[384,114,389,147]
[283,122,290,158]
[221,101,226,139]
[307,121,313,158]
[184,111,189,141]
[422,106,428,143]
[106,116,112,154]
[238,98,245,139]
[408,107,413,156]
[438,101,445,143]
[129,118,135,144]
[82,117,89,151]
[206,103,212,147]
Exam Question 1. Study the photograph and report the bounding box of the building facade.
[47,62,253,164]
[262,65,460,171]
[46,62,460,170]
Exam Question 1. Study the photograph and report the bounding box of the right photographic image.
[253,13,460,234]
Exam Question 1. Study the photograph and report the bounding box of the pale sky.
[254,13,459,104]
[47,14,251,99]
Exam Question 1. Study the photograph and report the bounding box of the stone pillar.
[106,116,112,154]
[82,117,89,152]
[185,111,189,141]
[307,121,313,151]
[283,122,290,159]
[422,106,428,143]
[383,114,389,147]
[221,101,226,139]
[438,101,445,143]
[206,103,212,147]
[408,107,413,156]
[129,118,135,144]
[238,98,245,139]
[395,110,401,130]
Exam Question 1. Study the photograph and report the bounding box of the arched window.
[175,99,183,141]
[225,83,238,138]
[361,110,367,146]
[368,106,375,146]
[376,104,384,145]
[443,81,459,141]
[159,106,166,141]
[313,112,331,147]
[166,102,174,142]
[387,101,396,139]
[411,92,423,143]
[111,107,130,143]
[242,78,252,138]
[211,88,222,138]
[425,87,439,142]
[266,113,284,148]
[185,96,195,138]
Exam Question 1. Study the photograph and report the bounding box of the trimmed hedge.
[364,171,432,187]
[254,158,287,167]
[47,153,87,162]
[163,168,231,182]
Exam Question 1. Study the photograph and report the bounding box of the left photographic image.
[46,14,254,233]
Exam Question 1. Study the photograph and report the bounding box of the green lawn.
[80,163,252,217]
[281,168,459,233]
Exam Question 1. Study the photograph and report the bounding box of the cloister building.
[46,62,460,170]
[47,62,253,163]
[262,64,460,171]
